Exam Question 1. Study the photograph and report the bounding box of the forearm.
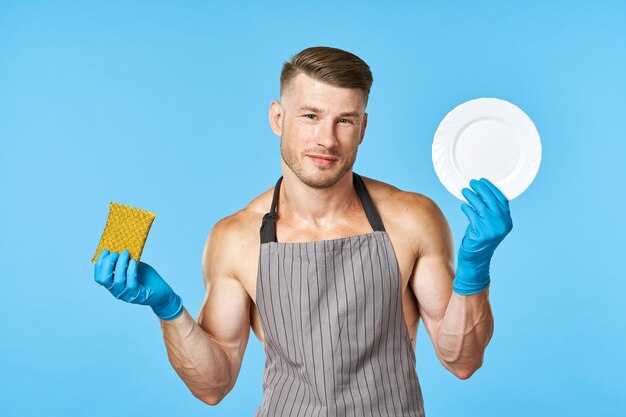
[436,287,494,379]
[160,307,232,405]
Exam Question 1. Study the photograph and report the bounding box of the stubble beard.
[280,135,356,189]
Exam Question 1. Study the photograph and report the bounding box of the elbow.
[448,359,483,380]
[190,384,231,406]
[194,391,224,406]
[452,367,477,380]
[204,397,223,407]
[186,364,234,406]
[440,354,483,380]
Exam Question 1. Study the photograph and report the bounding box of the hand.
[454,178,513,295]
[93,249,184,320]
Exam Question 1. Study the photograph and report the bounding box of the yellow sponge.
[91,202,156,264]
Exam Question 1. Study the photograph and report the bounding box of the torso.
[227,175,424,352]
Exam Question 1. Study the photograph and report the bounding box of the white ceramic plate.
[432,98,542,202]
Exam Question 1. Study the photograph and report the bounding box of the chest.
[236,226,420,347]
[241,216,417,294]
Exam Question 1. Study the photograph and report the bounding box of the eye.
[338,119,351,124]
[305,114,316,120]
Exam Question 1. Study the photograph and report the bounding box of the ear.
[358,112,368,145]
[269,100,283,137]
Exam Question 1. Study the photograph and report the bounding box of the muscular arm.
[160,217,251,405]
[408,195,494,379]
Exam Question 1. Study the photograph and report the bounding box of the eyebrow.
[298,105,360,118]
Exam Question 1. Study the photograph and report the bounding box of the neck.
[279,165,360,229]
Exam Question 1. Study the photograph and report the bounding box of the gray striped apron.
[255,172,425,417]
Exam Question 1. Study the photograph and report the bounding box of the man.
[93,46,513,417]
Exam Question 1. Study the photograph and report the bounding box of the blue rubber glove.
[93,249,183,320]
[454,178,513,295]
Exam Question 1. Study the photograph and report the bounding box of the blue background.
[1,1,625,416]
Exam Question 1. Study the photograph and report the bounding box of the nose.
[314,119,340,149]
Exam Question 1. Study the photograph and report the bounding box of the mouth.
[307,154,338,167]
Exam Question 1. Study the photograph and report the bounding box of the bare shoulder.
[201,185,275,285]
[360,175,445,224]
[360,175,453,256]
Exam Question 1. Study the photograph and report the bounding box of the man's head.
[270,46,373,189]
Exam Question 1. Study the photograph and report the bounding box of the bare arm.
[408,195,494,379]
[160,217,251,405]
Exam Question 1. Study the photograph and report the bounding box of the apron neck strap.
[260,172,386,244]
[353,172,386,233]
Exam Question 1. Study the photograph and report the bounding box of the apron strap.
[353,172,386,233]
[260,172,385,244]
[260,176,283,244]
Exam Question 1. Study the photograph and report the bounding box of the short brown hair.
[280,46,373,106]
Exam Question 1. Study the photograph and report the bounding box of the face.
[270,72,368,189]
